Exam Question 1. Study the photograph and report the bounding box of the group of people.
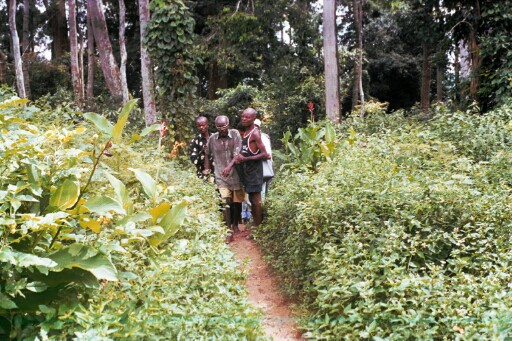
[188,108,271,243]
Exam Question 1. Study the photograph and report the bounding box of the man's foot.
[225,234,234,244]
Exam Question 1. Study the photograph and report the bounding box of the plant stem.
[49,139,111,249]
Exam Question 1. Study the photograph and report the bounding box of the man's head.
[215,115,230,137]
[241,108,257,128]
[195,116,209,135]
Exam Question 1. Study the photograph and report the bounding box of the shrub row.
[257,104,512,339]
[0,94,264,339]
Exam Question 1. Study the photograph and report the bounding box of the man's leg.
[224,197,232,229]
[249,192,262,226]
[231,202,241,232]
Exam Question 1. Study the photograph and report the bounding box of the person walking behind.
[189,116,213,179]
[235,108,270,228]
[203,115,244,243]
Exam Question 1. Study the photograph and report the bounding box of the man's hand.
[234,154,244,164]
[221,166,232,177]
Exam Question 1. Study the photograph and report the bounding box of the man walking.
[235,108,270,227]
[204,115,244,242]
[189,116,212,179]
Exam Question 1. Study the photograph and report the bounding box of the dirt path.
[230,228,305,341]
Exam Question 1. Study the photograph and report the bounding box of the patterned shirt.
[205,129,242,190]
[189,133,212,178]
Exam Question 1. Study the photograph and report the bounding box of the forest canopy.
[1,0,511,140]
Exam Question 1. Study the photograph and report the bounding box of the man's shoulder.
[250,128,263,141]
[228,129,241,138]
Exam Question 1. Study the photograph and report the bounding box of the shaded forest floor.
[230,227,306,340]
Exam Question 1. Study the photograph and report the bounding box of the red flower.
[307,101,314,112]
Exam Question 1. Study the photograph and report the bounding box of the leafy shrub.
[258,105,512,339]
[0,94,264,339]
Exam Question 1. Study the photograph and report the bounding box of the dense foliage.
[258,102,512,339]
[0,90,264,339]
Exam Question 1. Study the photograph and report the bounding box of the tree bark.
[420,43,431,113]
[68,0,84,107]
[86,14,95,101]
[207,61,228,100]
[454,43,460,102]
[436,64,443,102]
[351,0,363,115]
[323,0,340,123]
[49,0,70,59]
[139,0,157,126]
[119,0,129,104]
[87,0,123,100]
[0,51,7,84]
[9,0,27,98]
[22,0,31,98]
[468,29,481,102]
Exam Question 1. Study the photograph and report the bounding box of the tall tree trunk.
[436,63,443,102]
[9,0,27,98]
[139,0,157,126]
[0,51,7,83]
[119,0,129,104]
[454,42,460,102]
[351,0,363,115]
[50,0,70,59]
[468,29,480,102]
[68,0,84,107]
[207,61,227,100]
[322,0,340,124]
[86,14,95,101]
[22,0,31,98]
[420,43,431,113]
[79,36,84,99]
[87,0,123,100]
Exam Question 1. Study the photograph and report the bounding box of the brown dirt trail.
[230,229,306,341]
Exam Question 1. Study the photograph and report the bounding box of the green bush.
[0,93,264,339]
[258,104,512,339]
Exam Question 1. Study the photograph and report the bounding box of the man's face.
[240,111,255,128]
[196,119,208,135]
[215,120,229,137]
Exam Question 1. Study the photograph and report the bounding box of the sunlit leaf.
[49,179,80,210]
[112,99,137,144]
[84,196,126,215]
[83,112,113,135]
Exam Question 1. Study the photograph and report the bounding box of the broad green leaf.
[115,212,152,227]
[0,248,57,269]
[148,201,188,247]
[0,217,16,225]
[49,244,118,281]
[83,112,113,135]
[84,195,126,215]
[140,124,161,136]
[49,179,80,210]
[103,171,129,207]
[26,281,48,293]
[325,123,336,143]
[130,168,156,199]
[0,293,17,309]
[112,99,137,144]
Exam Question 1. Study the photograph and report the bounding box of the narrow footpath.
[230,229,306,341]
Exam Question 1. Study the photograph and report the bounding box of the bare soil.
[230,228,306,341]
